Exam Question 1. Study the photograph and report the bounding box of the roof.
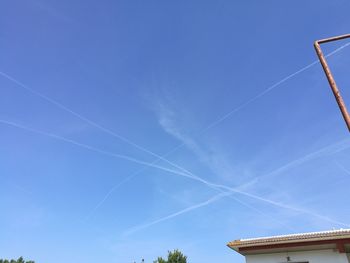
[228,229,350,255]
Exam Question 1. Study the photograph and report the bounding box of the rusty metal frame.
[314,33,350,132]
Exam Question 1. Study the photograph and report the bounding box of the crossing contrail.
[125,191,297,235]
[120,42,350,231]
[84,143,186,220]
[0,119,228,190]
[0,70,195,178]
[0,118,294,230]
[2,119,348,228]
[1,41,349,227]
[85,41,350,216]
[0,120,193,178]
[126,170,350,236]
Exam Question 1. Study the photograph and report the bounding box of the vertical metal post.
[314,34,350,132]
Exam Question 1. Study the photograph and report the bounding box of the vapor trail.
[0,70,194,178]
[2,41,349,219]
[126,191,296,235]
[0,117,233,227]
[335,161,350,176]
[126,184,349,236]
[194,175,350,227]
[225,186,350,227]
[83,173,138,221]
[128,152,350,235]
[203,42,350,131]
[242,138,350,187]
[0,120,228,189]
[84,143,186,220]
[2,42,349,226]
[0,120,193,179]
[124,193,228,235]
[3,119,348,228]
[90,41,350,216]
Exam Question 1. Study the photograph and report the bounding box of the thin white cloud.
[156,102,238,182]
[3,118,349,229]
[154,103,350,229]
[2,41,349,228]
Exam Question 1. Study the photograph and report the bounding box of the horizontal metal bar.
[316,33,350,44]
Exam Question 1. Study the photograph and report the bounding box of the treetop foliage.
[0,257,34,263]
[153,249,187,263]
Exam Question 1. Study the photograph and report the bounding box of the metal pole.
[314,34,350,132]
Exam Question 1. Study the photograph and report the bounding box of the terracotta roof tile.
[228,229,350,249]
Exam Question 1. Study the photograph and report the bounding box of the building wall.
[245,249,349,263]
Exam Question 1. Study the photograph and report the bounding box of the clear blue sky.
[1,1,350,262]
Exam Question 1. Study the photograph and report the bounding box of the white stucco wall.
[245,249,349,263]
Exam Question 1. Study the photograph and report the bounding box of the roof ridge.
[239,229,350,242]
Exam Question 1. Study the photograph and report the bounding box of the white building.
[228,229,350,263]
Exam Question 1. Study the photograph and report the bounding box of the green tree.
[0,258,34,263]
[154,249,187,263]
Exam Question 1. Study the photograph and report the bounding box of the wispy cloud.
[156,102,238,182]
[3,61,350,230]
[153,42,350,185]
[3,118,349,231]
[153,102,350,229]
[3,39,347,226]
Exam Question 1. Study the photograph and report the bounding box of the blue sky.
[1,1,350,262]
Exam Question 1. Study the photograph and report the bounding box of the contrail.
[2,42,349,225]
[225,186,350,227]
[225,194,297,232]
[126,186,349,236]
[0,70,195,178]
[2,41,349,216]
[1,117,294,229]
[84,143,186,220]
[241,138,350,187]
[202,42,350,132]
[0,119,227,189]
[83,173,138,221]
[86,41,350,215]
[2,119,348,228]
[125,192,296,235]
[201,175,350,228]
[127,164,350,235]
[335,161,350,176]
[124,193,228,235]
[91,120,350,219]
[0,120,195,179]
